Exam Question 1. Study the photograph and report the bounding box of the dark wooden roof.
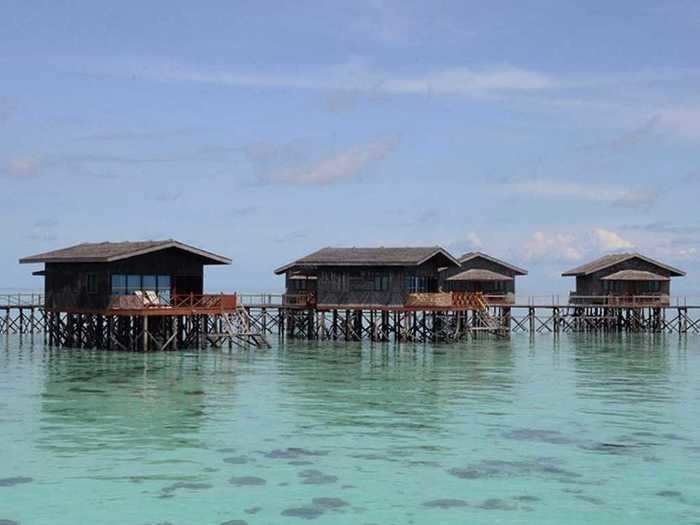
[459,252,528,275]
[562,253,685,277]
[19,240,231,265]
[601,270,670,281]
[447,269,514,282]
[275,246,459,274]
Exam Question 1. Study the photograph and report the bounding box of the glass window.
[111,274,127,295]
[87,273,97,294]
[142,275,157,291]
[157,275,171,303]
[374,274,389,291]
[157,275,170,292]
[127,275,141,294]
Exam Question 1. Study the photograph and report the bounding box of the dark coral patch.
[656,490,683,498]
[477,498,518,511]
[161,481,213,494]
[503,429,574,445]
[298,470,338,485]
[311,497,349,509]
[422,499,468,509]
[449,459,581,482]
[513,495,540,503]
[265,448,329,460]
[575,495,605,505]
[229,476,266,486]
[0,477,33,487]
[281,507,324,520]
[223,456,249,465]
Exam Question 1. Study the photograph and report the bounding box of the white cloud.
[504,178,658,209]
[248,136,399,186]
[524,228,635,264]
[66,57,558,97]
[3,157,42,178]
[656,107,700,142]
[592,228,635,250]
[446,231,483,255]
[464,232,483,249]
[0,97,17,124]
[382,66,556,94]
[523,231,584,262]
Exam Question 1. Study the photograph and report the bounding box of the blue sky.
[1,1,700,295]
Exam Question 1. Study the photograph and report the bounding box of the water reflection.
[273,340,517,445]
[38,349,239,453]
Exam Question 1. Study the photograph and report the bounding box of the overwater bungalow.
[274,246,460,307]
[562,253,685,306]
[19,240,232,313]
[440,252,527,304]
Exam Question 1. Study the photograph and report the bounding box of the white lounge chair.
[145,290,160,307]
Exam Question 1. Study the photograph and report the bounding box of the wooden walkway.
[3,294,700,344]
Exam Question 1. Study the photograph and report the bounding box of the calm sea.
[1,335,699,524]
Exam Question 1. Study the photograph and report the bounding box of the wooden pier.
[3,293,700,347]
[1,293,270,351]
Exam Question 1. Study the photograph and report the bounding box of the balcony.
[109,293,238,314]
[568,293,670,307]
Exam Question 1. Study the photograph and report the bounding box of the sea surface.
[1,335,699,525]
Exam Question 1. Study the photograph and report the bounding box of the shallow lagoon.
[1,335,699,524]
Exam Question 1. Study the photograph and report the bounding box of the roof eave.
[20,241,232,265]
[106,241,231,265]
[417,248,460,268]
[459,252,528,275]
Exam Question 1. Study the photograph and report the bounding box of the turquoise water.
[1,335,700,524]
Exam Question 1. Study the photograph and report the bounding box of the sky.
[1,0,700,296]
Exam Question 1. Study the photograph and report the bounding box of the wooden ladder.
[222,306,271,349]
[471,293,504,335]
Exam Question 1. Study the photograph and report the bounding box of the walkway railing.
[109,293,238,311]
[238,293,285,306]
[567,294,670,307]
[3,292,700,310]
[0,293,44,307]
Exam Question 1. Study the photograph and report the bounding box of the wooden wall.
[301,261,444,307]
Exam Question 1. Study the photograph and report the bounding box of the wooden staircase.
[207,306,271,350]
[469,293,505,335]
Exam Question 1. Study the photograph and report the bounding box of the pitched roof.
[446,269,513,282]
[19,240,231,265]
[275,246,459,274]
[458,252,528,275]
[562,253,685,277]
[601,270,670,281]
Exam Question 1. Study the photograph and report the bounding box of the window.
[142,275,157,291]
[405,275,434,293]
[374,274,389,291]
[87,273,98,294]
[126,275,141,294]
[324,271,348,292]
[157,275,171,303]
[111,274,172,300]
[111,274,127,295]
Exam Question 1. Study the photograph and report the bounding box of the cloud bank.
[246,135,399,186]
